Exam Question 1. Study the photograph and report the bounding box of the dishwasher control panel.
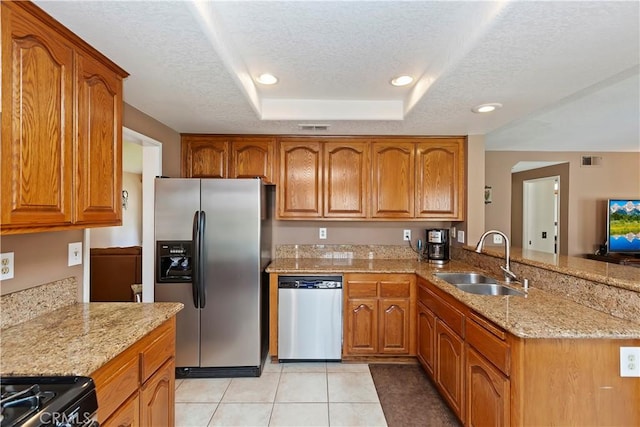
[278,275,342,289]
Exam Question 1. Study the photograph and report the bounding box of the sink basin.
[434,272,497,285]
[454,283,525,297]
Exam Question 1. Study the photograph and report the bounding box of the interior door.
[523,176,559,254]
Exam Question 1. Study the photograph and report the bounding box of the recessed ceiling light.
[390,75,414,87]
[256,73,278,85]
[472,103,502,113]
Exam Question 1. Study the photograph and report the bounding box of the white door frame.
[82,127,162,302]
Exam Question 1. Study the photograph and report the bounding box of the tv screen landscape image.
[607,199,640,254]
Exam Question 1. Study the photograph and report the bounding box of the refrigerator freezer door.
[200,179,263,367]
[155,282,201,367]
[155,178,201,241]
[155,178,202,367]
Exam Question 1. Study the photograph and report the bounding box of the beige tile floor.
[175,360,388,427]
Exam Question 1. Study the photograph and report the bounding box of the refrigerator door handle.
[192,210,201,308]
[199,210,207,308]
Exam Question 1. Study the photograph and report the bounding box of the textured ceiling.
[34,0,640,151]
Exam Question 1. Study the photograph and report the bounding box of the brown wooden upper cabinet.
[1,1,128,235]
[181,135,230,179]
[323,140,369,218]
[277,139,323,218]
[181,135,275,183]
[370,140,415,219]
[276,136,465,220]
[230,137,275,183]
[416,139,465,219]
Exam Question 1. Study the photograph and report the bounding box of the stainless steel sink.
[454,283,525,296]
[433,272,498,285]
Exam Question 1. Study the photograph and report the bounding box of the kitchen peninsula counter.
[0,302,183,377]
[266,258,640,339]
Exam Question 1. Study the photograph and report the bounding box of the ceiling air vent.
[298,124,330,131]
[581,155,603,167]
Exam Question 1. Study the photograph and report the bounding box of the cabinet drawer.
[93,351,139,423]
[347,281,378,298]
[418,283,464,337]
[141,322,175,383]
[466,318,510,376]
[379,281,410,298]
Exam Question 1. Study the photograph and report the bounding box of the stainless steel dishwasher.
[278,275,343,361]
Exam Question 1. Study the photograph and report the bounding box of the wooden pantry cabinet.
[92,317,176,427]
[343,273,416,357]
[181,134,276,183]
[1,1,127,235]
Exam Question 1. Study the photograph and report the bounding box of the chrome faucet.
[475,230,518,283]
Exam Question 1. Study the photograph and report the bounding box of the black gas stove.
[0,376,98,427]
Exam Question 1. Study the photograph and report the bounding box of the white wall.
[90,172,142,247]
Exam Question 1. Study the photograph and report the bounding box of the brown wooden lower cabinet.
[92,317,176,426]
[465,346,510,427]
[343,273,416,357]
[140,358,175,427]
[435,320,464,420]
[417,277,640,426]
[417,302,436,377]
[102,392,140,427]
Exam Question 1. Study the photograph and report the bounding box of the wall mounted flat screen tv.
[607,199,640,254]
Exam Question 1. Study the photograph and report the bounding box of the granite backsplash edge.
[0,277,78,329]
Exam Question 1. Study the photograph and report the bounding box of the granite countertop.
[267,258,640,340]
[0,302,183,377]
[474,246,640,293]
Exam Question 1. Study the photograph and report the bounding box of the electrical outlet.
[1,252,14,280]
[457,230,465,243]
[620,347,640,377]
[403,229,411,241]
[68,242,83,266]
[319,228,327,240]
[493,234,503,244]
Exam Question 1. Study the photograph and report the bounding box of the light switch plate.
[457,230,465,243]
[1,252,14,280]
[68,242,83,266]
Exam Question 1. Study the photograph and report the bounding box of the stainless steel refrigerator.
[154,178,272,378]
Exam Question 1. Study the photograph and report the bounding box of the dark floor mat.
[369,364,461,427]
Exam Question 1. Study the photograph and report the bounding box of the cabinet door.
[379,298,410,354]
[466,346,510,427]
[1,4,74,230]
[417,302,436,377]
[75,53,123,225]
[371,141,414,218]
[181,136,230,178]
[140,358,175,427]
[436,320,465,420]
[230,137,275,183]
[277,139,322,218]
[102,392,140,427]
[323,140,369,218]
[415,139,465,219]
[345,299,378,354]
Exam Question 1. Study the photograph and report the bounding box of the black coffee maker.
[426,229,449,264]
